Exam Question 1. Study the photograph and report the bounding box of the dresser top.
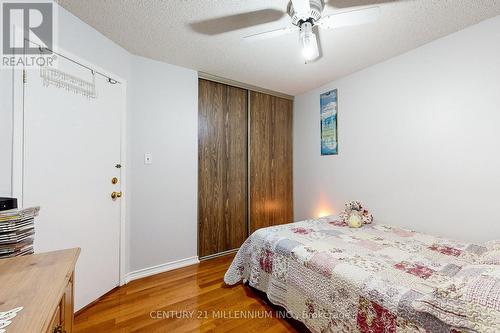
[0,248,80,333]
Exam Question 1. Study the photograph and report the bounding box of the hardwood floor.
[75,254,308,333]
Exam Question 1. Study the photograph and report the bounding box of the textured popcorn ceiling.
[57,0,500,95]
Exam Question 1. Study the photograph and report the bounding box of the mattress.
[224,216,486,333]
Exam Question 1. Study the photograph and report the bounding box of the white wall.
[0,68,13,196]
[128,55,198,271]
[294,16,500,243]
[57,7,131,82]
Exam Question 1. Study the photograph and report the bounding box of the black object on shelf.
[0,198,18,211]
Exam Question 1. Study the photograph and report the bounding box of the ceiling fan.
[243,0,381,63]
[190,0,389,63]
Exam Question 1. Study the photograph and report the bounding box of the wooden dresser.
[0,248,80,333]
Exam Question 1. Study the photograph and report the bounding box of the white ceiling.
[57,0,500,96]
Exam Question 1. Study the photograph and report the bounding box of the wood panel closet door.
[198,79,248,258]
[250,91,293,233]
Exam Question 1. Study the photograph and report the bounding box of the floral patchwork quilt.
[224,216,489,333]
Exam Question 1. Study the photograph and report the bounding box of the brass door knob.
[111,177,119,184]
[111,191,122,200]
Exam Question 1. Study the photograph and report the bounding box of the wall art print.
[320,89,338,155]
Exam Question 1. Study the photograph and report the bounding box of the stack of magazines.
[0,207,40,258]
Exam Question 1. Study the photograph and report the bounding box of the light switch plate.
[144,153,153,165]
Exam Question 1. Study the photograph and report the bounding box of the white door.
[22,52,124,310]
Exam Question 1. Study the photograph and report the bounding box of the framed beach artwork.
[320,89,338,155]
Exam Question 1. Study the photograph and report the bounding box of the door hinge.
[22,70,26,84]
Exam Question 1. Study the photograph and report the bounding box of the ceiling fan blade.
[291,0,312,20]
[326,0,395,9]
[318,6,380,30]
[243,26,299,42]
[190,9,285,35]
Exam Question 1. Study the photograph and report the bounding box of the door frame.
[11,47,129,286]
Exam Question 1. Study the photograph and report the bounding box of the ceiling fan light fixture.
[241,0,381,63]
[299,21,319,62]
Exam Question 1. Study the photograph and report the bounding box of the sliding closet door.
[250,91,293,233]
[198,79,248,258]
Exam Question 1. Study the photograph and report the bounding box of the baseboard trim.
[124,256,199,284]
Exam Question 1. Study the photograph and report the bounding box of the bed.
[224,216,500,333]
